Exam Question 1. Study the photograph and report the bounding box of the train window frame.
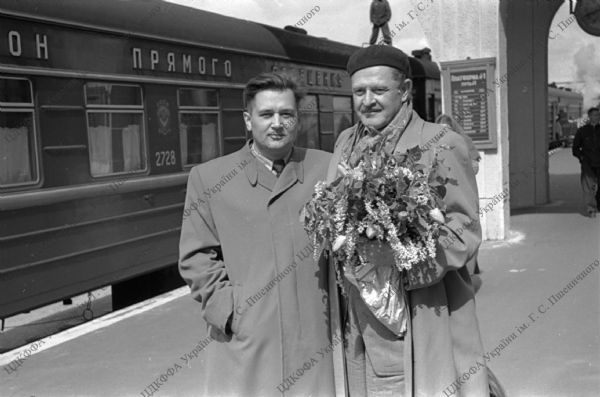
[178,110,222,168]
[0,76,41,189]
[297,94,320,149]
[177,87,222,168]
[84,83,144,109]
[84,82,149,178]
[177,88,220,110]
[332,95,354,141]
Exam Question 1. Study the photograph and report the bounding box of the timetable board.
[450,70,489,140]
[441,58,497,150]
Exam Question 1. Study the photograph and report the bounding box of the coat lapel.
[392,111,424,155]
[242,141,278,192]
[268,147,304,205]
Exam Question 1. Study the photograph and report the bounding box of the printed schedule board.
[440,58,497,150]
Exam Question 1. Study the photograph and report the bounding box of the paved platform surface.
[1,148,598,397]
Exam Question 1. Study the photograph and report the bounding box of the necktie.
[272,159,285,175]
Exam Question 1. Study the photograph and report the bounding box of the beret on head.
[346,45,411,77]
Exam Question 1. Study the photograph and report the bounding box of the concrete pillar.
[501,0,562,208]
[408,0,562,239]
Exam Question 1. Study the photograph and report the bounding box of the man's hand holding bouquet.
[302,141,451,336]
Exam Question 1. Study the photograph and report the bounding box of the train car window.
[0,78,32,104]
[84,83,146,177]
[85,83,142,107]
[317,95,346,152]
[0,77,38,187]
[319,112,335,152]
[333,97,352,112]
[178,88,218,108]
[296,95,319,149]
[221,89,246,155]
[222,111,246,155]
[220,89,244,109]
[319,95,334,112]
[333,96,354,140]
[179,112,220,165]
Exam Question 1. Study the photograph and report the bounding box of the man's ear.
[401,78,413,103]
[243,111,252,132]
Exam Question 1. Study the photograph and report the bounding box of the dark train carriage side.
[410,48,442,122]
[0,0,441,319]
[0,0,357,318]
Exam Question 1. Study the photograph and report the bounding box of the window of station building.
[296,95,319,149]
[178,88,220,166]
[0,77,39,187]
[84,83,147,177]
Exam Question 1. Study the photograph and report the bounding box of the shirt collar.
[250,141,293,174]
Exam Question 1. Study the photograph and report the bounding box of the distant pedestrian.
[369,0,392,45]
[572,107,600,217]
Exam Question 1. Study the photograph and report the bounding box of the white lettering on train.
[8,31,21,56]
[272,65,344,89]
[167,52,175,71]
[133,48,142,68]
[182,54,192,73]
[150,50,159,70]
[155,150,176,167]
[131,48,232,77]
[35,34,48,59]
[2,30,49,60]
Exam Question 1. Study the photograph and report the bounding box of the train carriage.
[0,0,441,319]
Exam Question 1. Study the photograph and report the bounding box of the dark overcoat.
[179,142,335,397]
[327,111,489,396]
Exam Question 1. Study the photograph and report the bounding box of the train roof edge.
[0,0,437,74]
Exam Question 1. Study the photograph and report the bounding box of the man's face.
[589,110,600,126]
[351,66,411,131]
[243,89,298,160]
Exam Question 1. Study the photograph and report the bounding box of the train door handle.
[144,193,155,204]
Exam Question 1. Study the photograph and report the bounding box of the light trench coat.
[326,111,490,397]
[179,142,335,397]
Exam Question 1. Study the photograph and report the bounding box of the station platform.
[1,148,598,397]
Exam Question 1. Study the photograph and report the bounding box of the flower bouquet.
[302,143,450,335]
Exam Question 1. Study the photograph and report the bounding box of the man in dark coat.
[572,107,600,217]
[179,72,335,396]
[370,0,392,45]
[326,45,489,396]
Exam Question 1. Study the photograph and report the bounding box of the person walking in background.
[369,0,392,45]
[572,107,600,218]
[436,113,481,175]
[178,72,335,396]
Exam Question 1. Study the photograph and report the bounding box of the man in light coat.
[179,72,335,396]
[326,45,489,396]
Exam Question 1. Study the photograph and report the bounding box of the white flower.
[337,163,349,176]
[365,225,377,239]
[314,181,326,198]
[416,195,429,205]
[349,167,365,181]
[401,167,414,179]
[429,208,445,224]
[332,235,347,252]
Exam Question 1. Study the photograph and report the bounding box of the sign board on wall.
[440,58,497,150]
